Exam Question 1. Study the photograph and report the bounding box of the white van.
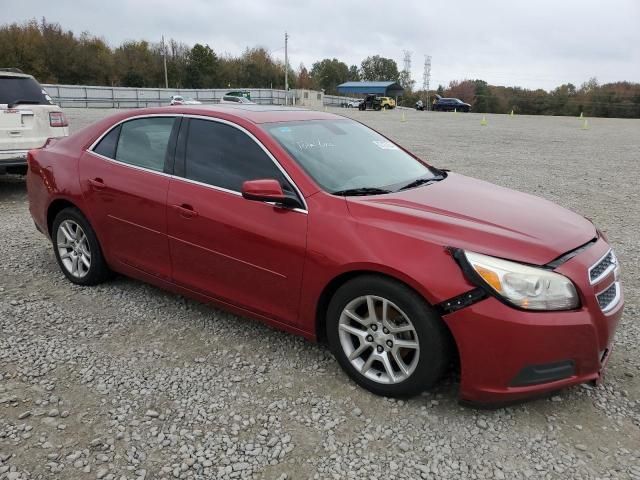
[1,69,69,174]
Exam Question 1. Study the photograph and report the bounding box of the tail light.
[49,111,68,127]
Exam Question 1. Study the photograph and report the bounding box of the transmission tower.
[402,50,412,74]
[422,55,431,110]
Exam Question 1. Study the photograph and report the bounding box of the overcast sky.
[4,0,640,90]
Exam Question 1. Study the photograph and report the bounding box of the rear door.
[167,117,308,325]
[79,115,180,280]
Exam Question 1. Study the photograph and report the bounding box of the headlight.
[461,251,579,311]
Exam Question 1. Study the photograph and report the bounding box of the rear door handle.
[173,203,198,218]
[88,178,105,189]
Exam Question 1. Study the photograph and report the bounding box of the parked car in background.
[169,95,202,106]
[27,105,623,405]
[219,95,255,105]
[432,98,471,112]
[0,68,68,175]
[358,94,382,111]
[225,90,251,101]
[378,97,396,109]
[346,99,362,108]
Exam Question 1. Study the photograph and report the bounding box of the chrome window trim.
[85,150,307,215]
[598,281,621,314]
[86,149,168,177]
[85,112,308,214]
[183,114,308,212]
[588,249,617,285]
[87,113,180,152]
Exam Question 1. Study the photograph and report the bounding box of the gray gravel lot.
[1,107,639,479]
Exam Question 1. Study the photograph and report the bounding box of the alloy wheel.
[338,295,420,384]
[56,219,91,278]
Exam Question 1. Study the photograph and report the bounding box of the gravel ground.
[1,108,639,479]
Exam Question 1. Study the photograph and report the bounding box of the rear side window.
[114,117,175,172]
[0,76,51,105]
[93,126,121,158]
[184,119,286,192]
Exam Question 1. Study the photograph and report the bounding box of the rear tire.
[326,275,451,397]
[52,207,111,286]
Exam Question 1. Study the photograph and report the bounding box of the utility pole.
[422,55,431,110]
[284,32,289,105]
[162,35,168,89]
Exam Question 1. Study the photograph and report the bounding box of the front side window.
[264,119,441,193]
[113,117,175,172]
[184,119,287,192]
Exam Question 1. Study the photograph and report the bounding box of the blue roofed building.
[336,81,404,97]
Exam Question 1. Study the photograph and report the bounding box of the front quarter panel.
[298,192,474,335]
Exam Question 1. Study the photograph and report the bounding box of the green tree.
[114,41,159,87]
[360,55,399,81]
[185,43,218,88]
[310,58,349,93]
[348,65,360,81]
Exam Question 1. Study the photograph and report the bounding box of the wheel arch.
[46,198,87,236]
[314,269,459,364]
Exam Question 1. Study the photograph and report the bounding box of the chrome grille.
[589,250,616,284]
[597,282,620,313]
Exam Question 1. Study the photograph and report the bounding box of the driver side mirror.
[241,179,302,209]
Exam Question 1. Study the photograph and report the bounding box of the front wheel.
[52,207,111,286]
[327,275,451,397]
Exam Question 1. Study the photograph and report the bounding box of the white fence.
[43,84,358,109]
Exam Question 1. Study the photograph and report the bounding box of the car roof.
[130,105,341,124]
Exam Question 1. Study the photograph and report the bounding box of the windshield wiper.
[398,175,445,191]
[332,187,391,196]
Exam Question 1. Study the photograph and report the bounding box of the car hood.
[346,172,596,265]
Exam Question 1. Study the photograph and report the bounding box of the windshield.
[264,119,442,194]
[0,76,51,105]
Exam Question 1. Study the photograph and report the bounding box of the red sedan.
[26,105,623,405]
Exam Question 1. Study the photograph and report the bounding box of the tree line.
[415,78,640,118]
[1,19,638,118]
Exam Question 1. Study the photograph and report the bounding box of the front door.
[167,118,308,325]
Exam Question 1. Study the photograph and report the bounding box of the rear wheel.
[52,207,111,286]
[327,275,450,397]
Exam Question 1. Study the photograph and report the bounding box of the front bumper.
[444,238,623,405]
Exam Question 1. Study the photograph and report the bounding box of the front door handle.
[88,177,105,189]
[173,203,198,218]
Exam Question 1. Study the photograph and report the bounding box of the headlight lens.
[463,251,579,310]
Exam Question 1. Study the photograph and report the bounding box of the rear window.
[0,76,51,106]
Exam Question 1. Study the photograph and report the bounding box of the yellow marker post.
[510,110,514,117]
[581,118,589,130]
[401,111,407,122]
[454,108,457,114]
[579,112,583,118]
[480,115,488,126]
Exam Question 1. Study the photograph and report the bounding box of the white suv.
[1,69,69,174]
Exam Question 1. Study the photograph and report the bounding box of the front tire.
[327,275,450,397]
[52,207,111,286]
